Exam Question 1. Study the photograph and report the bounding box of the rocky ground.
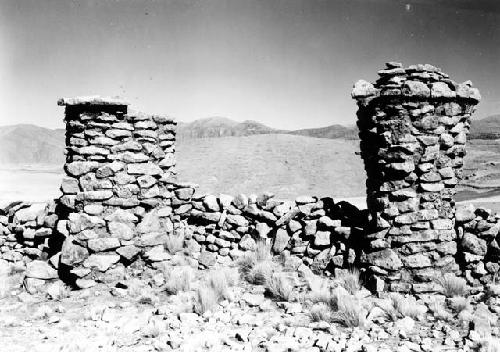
[1,247,499,352]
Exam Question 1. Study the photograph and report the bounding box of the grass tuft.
[436,273,468,298]
[309,303,332,322]
[164,233,185,254]
[265,272,294,302]
[164,266,193,295]
[330,290,366,328]
[193,284,219,315]
[336,268,361,295]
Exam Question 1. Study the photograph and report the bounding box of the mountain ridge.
[1,113,499,164]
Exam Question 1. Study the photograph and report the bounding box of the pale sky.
[0,0,499,130]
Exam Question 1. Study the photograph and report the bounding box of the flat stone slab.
[57,95,129,106]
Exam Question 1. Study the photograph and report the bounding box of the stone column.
[57,96,177,288]
[352,63,481,293]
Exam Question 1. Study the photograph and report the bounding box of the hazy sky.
[0,0,499,130]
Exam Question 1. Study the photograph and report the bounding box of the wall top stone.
[57,95,130,106]
[351,62,481,105]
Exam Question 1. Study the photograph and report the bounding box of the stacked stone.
[182,192,364,273]
[0,201,59,264]
[352,62,481,293]
[455,204,500,287]
[57,96,178,288]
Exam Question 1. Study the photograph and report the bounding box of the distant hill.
[0,124,65,164]
[289,124,358,140]
[1,113,499,164]
[177,117,280,139]
[469,114,500,139]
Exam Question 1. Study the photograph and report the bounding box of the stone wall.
[57,97,179,288]
[352,62,482,293]
[177,192,366,274]
[455,204,500,287]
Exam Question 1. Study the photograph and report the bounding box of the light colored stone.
[25,260,58,280]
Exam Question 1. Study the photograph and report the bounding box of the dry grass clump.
[336,268,361,295]
[0,262,11,298]
[164,233,185,254]
[480,338,500,352]
[193,268,239,314]
[436,273,468,298]
[428,297,452,321]
[238,241,275,285]
[309,302,332,322]
[447,296,470,314]
[265,272,294,302]
[164,266,193,294]
[305,275,332,304]
[194,284,219,315]
[384,293,427,321]
[330,289,366,328]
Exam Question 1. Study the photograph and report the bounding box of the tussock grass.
[164,266,193,294]
[336,268,361,295]
[0,262,11,298]
[309,303,332,322]
[207,270,230,301]
[447,296,470,314]
[237,240,275,285]
[194,284,219,315]
[436,273,468,298]
[265,272,294,302]
[164,233,185,254]
[386,293,427,320]
[428,298,452,321]
[305,275,332,304]
[330,290,366,328]
[481,338,500,352]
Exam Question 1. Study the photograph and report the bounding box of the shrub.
[194,284,219,315]
[336,268,361,295]
[164,266,192,294]
[165,233,185,254]
[436,273,468,298]
[266,272,294,302]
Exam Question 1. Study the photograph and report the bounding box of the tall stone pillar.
[352,63,481,293]
[57,96,178,288]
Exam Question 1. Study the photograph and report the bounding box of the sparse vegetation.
[238,240,276,285]
[305,275,332,304]
[436,273,468,298]
[336,268,361,295]
[330,290,366,328]
[265,272,294,302]
[164,266,193,294]
[193,284,219,315]
[309,303,331,322]
[165,233,185,254]
[428,297,453,321]
[384,293,427,321]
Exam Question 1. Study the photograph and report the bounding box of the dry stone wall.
[57,97,179,288]
[178,192,366,274]
[352,62,482,293]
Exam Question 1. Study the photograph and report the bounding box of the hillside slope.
[0,124,65,164]
[469,114,500,139]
